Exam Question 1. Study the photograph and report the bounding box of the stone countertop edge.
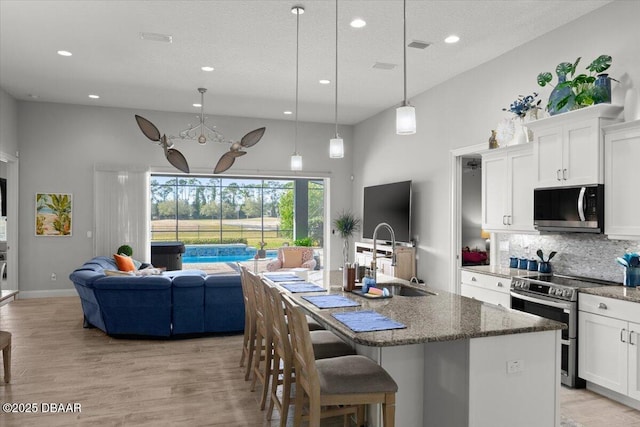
[460,264,538,279]
[580,285,640,303]
[285,270,565,348]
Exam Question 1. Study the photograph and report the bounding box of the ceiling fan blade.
[214,152,237,174]
[166,148,190,173]
[240,127,266,148]
[135,115,162,142]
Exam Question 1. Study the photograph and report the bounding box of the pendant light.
[329,0,344,158]
[396,0,416,135]
[291,6,304,171]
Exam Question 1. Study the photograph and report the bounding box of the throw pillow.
[113,253,136,272]
[105,269,134,277]
[282,249,304,268]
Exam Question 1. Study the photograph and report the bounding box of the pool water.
[183,254,276,264]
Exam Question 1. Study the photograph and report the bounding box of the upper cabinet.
[527,104,623,189]
[603,120,640,240]
[482,144,536,233]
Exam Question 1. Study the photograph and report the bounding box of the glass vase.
[548,73,575,115]
[593,74,612,104]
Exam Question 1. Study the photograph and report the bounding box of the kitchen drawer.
[579,293,640,324]
[461,283,510,308]
[460,270,510,295]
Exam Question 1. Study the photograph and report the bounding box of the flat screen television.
[362,180,412,244]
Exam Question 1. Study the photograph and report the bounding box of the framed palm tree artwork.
[35,193,72,236]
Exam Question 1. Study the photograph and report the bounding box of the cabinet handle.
[497,282,504,287]
[502,215,507,225]
[631,331,637,346]
[563,169,568,180]
[598,302,607,310]
[557,169,562,181]
[508,215,512,225]
[621,328,627,343]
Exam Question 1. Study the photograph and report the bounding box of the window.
[150,174,325,270]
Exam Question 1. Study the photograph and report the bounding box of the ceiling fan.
[135,87,266,174]
[463,158,482,174]
[134,114,190,173]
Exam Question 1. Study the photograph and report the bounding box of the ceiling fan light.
[396,104,416,135]
[291,154,303,171]
[329,137,344,158]
[198,134,207,144]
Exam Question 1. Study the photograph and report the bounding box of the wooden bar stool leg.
[1,332,10,384]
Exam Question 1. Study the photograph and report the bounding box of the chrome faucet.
[371,222,396,282]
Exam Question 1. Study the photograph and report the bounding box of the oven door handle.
[510,291,573,310]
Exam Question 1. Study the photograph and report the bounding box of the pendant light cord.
[334,0,339,137]
[403,0,408,106]
[294,7,300,154]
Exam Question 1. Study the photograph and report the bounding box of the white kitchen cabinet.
[527,104,622,188]
[603,120,640,240]
[460,269,510,308]
[481,143,535,232]
[579,293,640,403]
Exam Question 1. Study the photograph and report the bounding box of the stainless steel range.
[510,274,609,388]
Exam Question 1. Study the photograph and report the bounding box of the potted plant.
[502,92,542,143]
[537,55,616,114]
[333,211,360,266]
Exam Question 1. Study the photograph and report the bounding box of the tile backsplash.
[497,233,640,283]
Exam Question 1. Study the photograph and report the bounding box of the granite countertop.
[460,264,537,279]
[278,270,564,347]
[580,285,640,303]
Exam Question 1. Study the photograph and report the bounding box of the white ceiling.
[0,0,611,125]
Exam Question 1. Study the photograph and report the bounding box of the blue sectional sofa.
[69,256,245,337]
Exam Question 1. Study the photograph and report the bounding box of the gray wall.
[16,101,354,295]
[352,1,640,290]
[0,88,18,156]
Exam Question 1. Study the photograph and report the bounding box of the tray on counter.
[351,289,392,299]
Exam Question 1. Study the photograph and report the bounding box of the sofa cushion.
[114,254,136,272]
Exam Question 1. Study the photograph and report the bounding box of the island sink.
[384,283,436,297]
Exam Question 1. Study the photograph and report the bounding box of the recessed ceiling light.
[193,103,202,108]
[350,18,366,28]
[139,32,173,43]
[57,50,72,57]
[201,66,214,72]
[283,111,293,115]
[444,35,460,44]
[319,79,331,85]
[88,94,100,99]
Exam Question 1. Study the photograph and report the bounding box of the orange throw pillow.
[282,249,304,268]
[113,253,136,272]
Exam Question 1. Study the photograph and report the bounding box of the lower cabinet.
[460,270,510,308]
[579,294,640,401]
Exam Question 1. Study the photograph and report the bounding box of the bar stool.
[239,265,258,381]
[263,283,355,425]
[283,295,398,427]
[0,330,11,383]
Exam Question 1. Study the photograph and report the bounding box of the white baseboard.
[16,289,78,299]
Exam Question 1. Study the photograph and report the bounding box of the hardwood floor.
[1,296,639,426]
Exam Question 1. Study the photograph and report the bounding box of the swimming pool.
[182,244,277,264]
[183,253,277,264]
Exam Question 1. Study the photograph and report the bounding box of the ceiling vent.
[408,40,431,49]
[372,62,397,70]
[139,32,173,43]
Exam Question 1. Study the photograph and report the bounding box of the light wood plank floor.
[1,297,640,426]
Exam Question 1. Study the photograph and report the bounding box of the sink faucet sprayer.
[371,222,396,283]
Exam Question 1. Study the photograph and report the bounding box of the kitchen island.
[278,270,564,427]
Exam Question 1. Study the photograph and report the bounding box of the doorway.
[449,143,486,293]
[0,152,18,294]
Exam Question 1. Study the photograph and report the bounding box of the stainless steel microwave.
[533,184,604,233]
